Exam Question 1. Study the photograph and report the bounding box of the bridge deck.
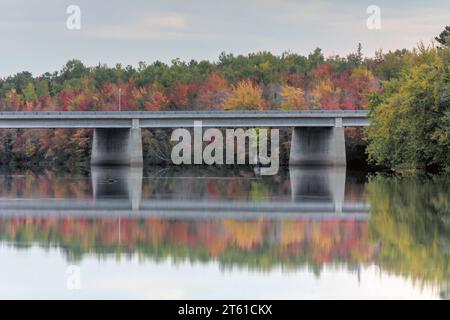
[0,110,369,128]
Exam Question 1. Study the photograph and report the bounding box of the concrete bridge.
[0,110,369,166]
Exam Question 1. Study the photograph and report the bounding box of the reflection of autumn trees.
[1,173,447,290]
[367,175,450,289]
[0,217,374,272]
[142,168,288,201]
[0,169,292,202]
[223,220,266,250]
[1,171,447,290]
[0,171,91,199]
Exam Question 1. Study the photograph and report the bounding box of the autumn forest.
[0,26,449,171]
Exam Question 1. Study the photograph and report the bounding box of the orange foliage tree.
[280,85,307,110]
[224,80,265,110]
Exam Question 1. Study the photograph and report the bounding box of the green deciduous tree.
[365,44,450,171]
[23,82,37,102]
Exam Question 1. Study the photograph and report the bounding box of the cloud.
[141,14,187,29]
[87,13,207,40]
[381,9,449,33]
[0,0,448,76]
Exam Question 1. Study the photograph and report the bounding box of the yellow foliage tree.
[280,85,307,110]
[310,78,335,109]
[224,80,265,110]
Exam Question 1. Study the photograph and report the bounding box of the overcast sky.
[0,0,448,77]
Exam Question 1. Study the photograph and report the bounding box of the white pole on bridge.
[118,88,122,111]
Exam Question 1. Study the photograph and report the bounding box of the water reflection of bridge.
[0,166,369,219]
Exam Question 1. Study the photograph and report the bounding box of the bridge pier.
[91,120,143,166]
[289,126,346,166]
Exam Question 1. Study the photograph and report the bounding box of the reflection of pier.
[290,167,346,213]
[0,166,368,219]
[91,166,142,210]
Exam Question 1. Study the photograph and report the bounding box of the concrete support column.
[91,119,143,166]
[289,126,346,166]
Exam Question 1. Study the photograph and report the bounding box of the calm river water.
[0,166,448,299]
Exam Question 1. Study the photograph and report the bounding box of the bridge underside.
[91,127,143,166]
[90,126,347,167]
[289,127,346,166]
